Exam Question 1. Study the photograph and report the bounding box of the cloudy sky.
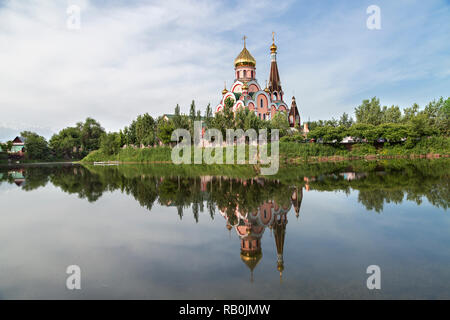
[0,0,449,140]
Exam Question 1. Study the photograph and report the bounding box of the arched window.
[273,92,278,100]
[251,71,253,78]
[263,114,266,120]
[260,98,263,108]
[243,70,246,78]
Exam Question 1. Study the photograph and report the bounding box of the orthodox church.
[215,34,301,128]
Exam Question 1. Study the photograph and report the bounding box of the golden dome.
[234,46,256,67]
[240,250,262,271]
[264,86,270,93]
[242,82,249,91]
[270,42,277,53]
[222,88,228,95]
[277,262,284,272]
[226,224,232,230]
[270,32,277,53]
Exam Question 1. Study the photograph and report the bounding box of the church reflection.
[219,186,303,282]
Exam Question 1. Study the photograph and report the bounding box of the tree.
[355,97,383,125]
[381,105,402,123]
[422,97,449,136]
[21,131,51,160]
[78,118,105,152]
[402,103,419,123]
[339,112,354,128]
[157,118,175,145]
[100,132,121,155]
[205,103,213,128]
[189,100,196,122]
[136,113,156,146]
[49,126,82,159]
[270,111,290,137]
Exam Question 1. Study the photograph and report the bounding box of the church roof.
[234,45,256,67]
[268,60,282,94]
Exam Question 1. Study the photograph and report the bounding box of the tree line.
[0,118,105,161]
[1,95,448,160]
[305,96,449,147]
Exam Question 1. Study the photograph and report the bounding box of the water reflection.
[219,186,302,282]
[0,160,448,298]
[1,160,448,214]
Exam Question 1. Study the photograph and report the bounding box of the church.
[215,34,301,128]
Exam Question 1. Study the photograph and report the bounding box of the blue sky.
[0,0,448,139]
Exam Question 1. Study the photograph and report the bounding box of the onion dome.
[264,80,270,93]
[270,32,277,53]
[240,250,262,272]
[222,82,228,95]
[242,81,249,91]
[234,36,256,67]
[270,42,277,53]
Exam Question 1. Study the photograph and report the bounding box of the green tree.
[49,126,82,159]
[270,111,290,137]
[402,103,419,123]
[157,118,175,145]
[355,97,383,125]
[381,105,402,123]
[21,131,51,160]
[339,112,354,128]
[136,113,156,146]
[78,118,105,152]
[205,103,213,128]
[100,132,121,155]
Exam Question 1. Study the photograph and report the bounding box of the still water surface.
[0,160,449,299]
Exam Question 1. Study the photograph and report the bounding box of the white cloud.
[0,0,448,137]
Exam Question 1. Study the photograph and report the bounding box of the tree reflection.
[0,159,448,215]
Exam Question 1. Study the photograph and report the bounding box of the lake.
[0,159,449,299]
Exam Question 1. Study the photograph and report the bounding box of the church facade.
[215,35,301,128]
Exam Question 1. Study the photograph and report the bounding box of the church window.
[243,70,246,78]
[260,98,263,108]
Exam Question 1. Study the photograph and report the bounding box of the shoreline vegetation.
[79,138,450,165]
[1,96,449,165]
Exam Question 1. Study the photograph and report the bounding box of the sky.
[0,0,449,140]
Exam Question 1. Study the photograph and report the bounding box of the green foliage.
[381,105,402,123]
[135,113,156,146]
[157,119,175,145]
[339,112,354,128]
[270,110,290,137]
[21,131,51,161]
[355,97,383,125]
[100,132,121,155]
[78,117,105,152]
[50,126,82,159]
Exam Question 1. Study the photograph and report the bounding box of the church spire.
[273,212,287,281]
[268,32,283,101]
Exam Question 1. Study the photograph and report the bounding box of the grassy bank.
[80,137,450,164]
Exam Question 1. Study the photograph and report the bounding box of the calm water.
[0,160,449,299]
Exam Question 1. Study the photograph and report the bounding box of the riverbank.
[79,138,450,165]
